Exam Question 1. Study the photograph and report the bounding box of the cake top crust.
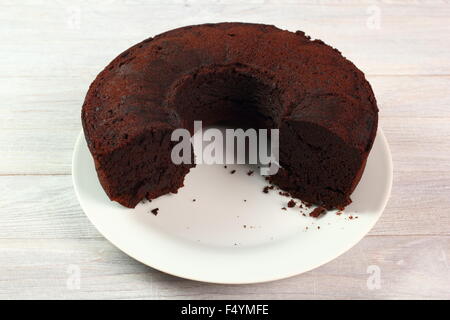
[82,22,377,156]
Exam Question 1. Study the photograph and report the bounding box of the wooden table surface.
[1,0,449,299]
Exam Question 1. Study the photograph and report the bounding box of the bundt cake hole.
[166,64,283,133]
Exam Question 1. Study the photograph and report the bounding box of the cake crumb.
[336,211,342,215]
[281,207,287,211]
[151,208,159,216]
[287,199,296,208]
[309,206,326,218]
[192,199,196,202]
[279,191,290,197]
[263,186,270,193]
[230,169,236,174]
[302,213,306,217]
[247,170,254,176]
[243,225,247,228]
[224,165,227,169]
[317,226,321,230]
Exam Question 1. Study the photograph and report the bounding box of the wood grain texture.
[0,0,449,299]
[1,78,449,175]
[0,236,448,299]
[1,0,450,77]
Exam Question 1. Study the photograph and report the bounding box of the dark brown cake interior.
[167,63,281,132]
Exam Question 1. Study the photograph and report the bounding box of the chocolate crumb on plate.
[230,169,236,174]
[309,206,326,218]
[281,207,287,211]
[247,170,254,176]
[151,208,159,216]
[287,199,296,208]
[263,186,270,193]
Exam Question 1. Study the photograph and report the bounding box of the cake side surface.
[81,22,378,209]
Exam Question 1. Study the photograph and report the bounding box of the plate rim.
[72,128,393,284]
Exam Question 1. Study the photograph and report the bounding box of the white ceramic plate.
[72,128,392,284]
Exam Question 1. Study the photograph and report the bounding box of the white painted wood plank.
[0,173,449,239]
[1,77,450,174]
[371,170,450,236]
[0,175,100,239]
[0,236,448,299]
[381,117,450,172]
[0,1,449,77]
[1,117,449,174]
[369,76,450,118]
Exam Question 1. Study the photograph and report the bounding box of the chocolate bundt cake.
[81,22,378,209]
